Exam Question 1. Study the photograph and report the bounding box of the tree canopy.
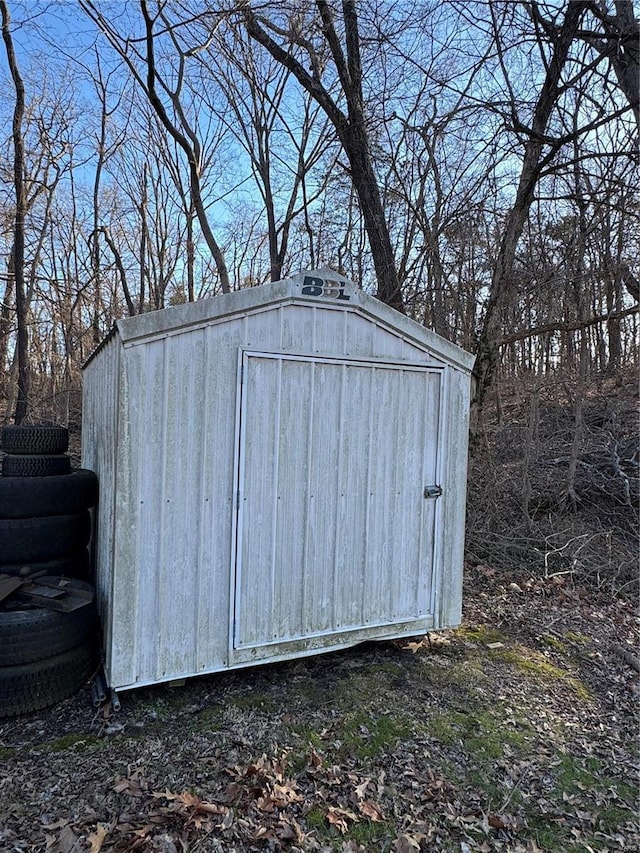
[0,0,637,421]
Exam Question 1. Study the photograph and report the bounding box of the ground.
[2,372,638,852]
[0,574,638,853]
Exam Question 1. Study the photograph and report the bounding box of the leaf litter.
[0,577,637,852]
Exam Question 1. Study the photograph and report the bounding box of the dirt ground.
[1,372,637,852]
[0,572,638,853]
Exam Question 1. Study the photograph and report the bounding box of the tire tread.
[1,425,69,455]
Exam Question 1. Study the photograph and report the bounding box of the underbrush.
[466,369,639,598]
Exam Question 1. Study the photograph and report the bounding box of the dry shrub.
[466,369,639,598]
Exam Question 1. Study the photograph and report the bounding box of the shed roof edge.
[82,274,475,373]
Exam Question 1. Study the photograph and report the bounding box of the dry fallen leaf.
[326,806,358,834]
[308,749,323,768]
[87,823,110,853]
[272,781,303,804]
[354,779,370,800]
[393,834,422,852]
[42,819,70,831]
[113,778,144,797]
[55,825,79,853]
[403,638,429,654]
[357,800,385,822]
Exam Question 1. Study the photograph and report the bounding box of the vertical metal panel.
[233,353,442,654]
[281,305,316,351]
[111,322,246,687]
[344,312,375,356]
[84,289,468,691]
[81,332,121,676]
[313,306,348,354]
[435,366,470,627]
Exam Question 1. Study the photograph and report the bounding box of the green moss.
[336,712,411,760]
[428,709,530,763]
[526,815,578,851]
[305,807,327,829]
[347,818,392,849]
[526,809,628,852]
[420,657,487,691]
[288,723,322,747]
[564,631,590,644]
[542,634,567,653]
[129,693,173,722]
[227,693,276,712]
[304,805,393,850]
[596,803,638,834]
[195,706,223,732]
[290,677,327,704]
[284,725,324,773]
[494,645,592,701]
[553,753,595,794]
[455,624,507,646]
[47,733,103,753]
[523,754,638,850]
[552,754,636,802]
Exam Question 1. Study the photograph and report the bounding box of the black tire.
[0,512,91,563]
[0,579,97,665]
[0,549,91,579]
[0,468,98,518]
[2,454,71,478]
[1,424,69,455]
[0,641,100,718]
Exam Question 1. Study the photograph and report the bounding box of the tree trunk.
[473,1,587,407]
[1,0,29,424]
[140,1,230,293]
[0,255,15,407]
[242,1,404,312]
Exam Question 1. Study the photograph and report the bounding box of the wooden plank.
[13,578,93,612]
[0,575,24,604]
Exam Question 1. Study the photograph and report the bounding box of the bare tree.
[581,0,639,129]
[204,21,333,283]
[1,0,28,422]
[79,0,231,293]
[474,0,601,407]
[88,48,130,340]
[240,1,404,311]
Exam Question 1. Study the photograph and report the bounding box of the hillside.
[0,374,638,853]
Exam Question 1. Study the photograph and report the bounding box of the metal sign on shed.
[82,269,475,692]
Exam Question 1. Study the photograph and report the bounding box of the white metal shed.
[82,269,474,692]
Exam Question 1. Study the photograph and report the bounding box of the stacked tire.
[0,425,97,580]
[0,578,101,717]
[0,424,101,717]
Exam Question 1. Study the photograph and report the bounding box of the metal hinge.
[423,485,443,499]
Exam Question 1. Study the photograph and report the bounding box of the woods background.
[0,1,638,592]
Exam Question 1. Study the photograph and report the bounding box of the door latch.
[423,485,443,499]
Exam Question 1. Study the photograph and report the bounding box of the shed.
[82,269,474,692]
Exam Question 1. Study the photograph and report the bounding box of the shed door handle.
[424,485,442,499]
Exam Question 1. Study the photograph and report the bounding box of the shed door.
[232,351,442,654]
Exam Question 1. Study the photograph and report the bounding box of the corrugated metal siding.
[234,353,441,652]
[81,332,120,674]
[110,328,240,687]
[436,366,470,627]
[90,297,465,690]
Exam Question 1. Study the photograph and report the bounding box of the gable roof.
[84,268,475,373]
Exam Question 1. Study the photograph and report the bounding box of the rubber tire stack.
[0,425,97,580]
[0,425,101,716]
[0,578,101,717]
